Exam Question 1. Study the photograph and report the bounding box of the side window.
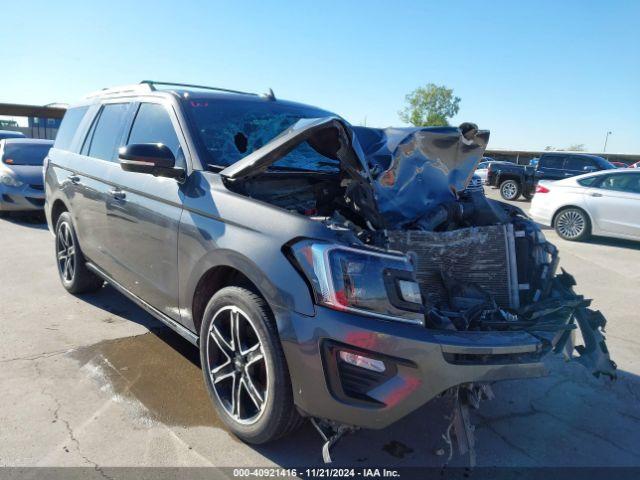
[565,156,595,172]
[598,174,640,194]
[127,103,184,167]
[54,106,89,151]
[540,155,564,169]
[84,103,130,161]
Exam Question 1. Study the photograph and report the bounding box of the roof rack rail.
[140,80,259,97]
[84,83,153,99]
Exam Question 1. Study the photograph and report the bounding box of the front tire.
[554,207,591,241]
[500,179,521,201]
[200,286,302,444]
[55,212,103,293]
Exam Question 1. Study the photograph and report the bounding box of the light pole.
[603,131,612,152]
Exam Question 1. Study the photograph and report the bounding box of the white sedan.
[530,169,640,242]
[473,161,489,184]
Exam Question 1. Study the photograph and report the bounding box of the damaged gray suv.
[45,81,616,453]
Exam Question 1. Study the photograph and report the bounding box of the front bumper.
[0,184,45,212]
[277,305,550,430]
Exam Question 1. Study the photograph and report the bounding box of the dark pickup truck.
[487,152,615,200]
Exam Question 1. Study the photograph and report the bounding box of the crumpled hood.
[353,126,490,229]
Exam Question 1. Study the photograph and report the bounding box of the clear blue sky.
[2,0,638,153]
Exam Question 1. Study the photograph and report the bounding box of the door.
[585,172,640,238]
[564,156,598,178]
[536,154,566,180]
[69,102,132,268]
[105,101,188,320]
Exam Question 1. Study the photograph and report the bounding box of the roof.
[84,80,261,100]
[80,80,327,115]
[486,148,638,159]
[540,152,606,160]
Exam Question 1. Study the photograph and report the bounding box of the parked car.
[530,169,640,241]
[0,138,53,214]
[610,161,628,168]
[486,152,615,201]
[45,81,614,449]
[0,130,26,140]
[474,160,509,184]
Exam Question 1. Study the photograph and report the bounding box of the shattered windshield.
[185,98,340,172]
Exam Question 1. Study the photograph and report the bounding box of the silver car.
[0,139,53,213]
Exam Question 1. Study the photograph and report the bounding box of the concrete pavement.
[1,202,639,468]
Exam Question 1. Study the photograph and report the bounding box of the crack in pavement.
[476,375,640,462]
[0,348,72,364]
[477,420,539,463]
[34,360,115,480]
[529,401,640,460]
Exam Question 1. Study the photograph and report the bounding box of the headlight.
[0,173,23,187]
[289,240,424,325]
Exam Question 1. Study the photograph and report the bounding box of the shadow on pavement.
[0,211,48,229]
[586,236,640,251]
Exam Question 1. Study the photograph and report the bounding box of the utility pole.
[603,131,612,152]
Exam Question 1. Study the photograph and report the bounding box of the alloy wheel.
[56,222,76,283]
[501,181,518,200]
[206,306,268,425]
[556,210,586,239]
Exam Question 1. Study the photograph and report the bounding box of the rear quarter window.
[84,103,130,162]
[577,176,599,187]
[53,106,89,151]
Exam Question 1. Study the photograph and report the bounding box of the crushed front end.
[219,113,616,461]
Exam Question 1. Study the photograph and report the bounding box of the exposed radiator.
[387,224,520,309]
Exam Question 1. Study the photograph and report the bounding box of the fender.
[179,246,316,333]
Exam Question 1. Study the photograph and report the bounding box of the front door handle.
[68,175,81,184]
[590,192,603,197]
[109,188,126,201]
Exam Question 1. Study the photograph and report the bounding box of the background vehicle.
[610,161,628,168]
[630,161,640,168]
[474,159,510,184]
[0,139,53,214]
[530,169,640,241]
[0,130,26,140]
[487,152,615,201]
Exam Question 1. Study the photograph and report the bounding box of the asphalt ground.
[1,190,639,471]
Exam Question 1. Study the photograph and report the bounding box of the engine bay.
[221,118,616,381]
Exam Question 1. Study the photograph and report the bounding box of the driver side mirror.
[118,143,185,180]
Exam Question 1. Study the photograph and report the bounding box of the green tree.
[565,143,586,151]
[399,83,461,127]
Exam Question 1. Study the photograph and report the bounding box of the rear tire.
[55,212,103,293]
[199,286,303,444]
[500,179,521,200]
[554,207,591,241]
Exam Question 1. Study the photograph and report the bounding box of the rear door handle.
[68,175,81,184]
[109,188,126,201]
[590,192,603,197]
